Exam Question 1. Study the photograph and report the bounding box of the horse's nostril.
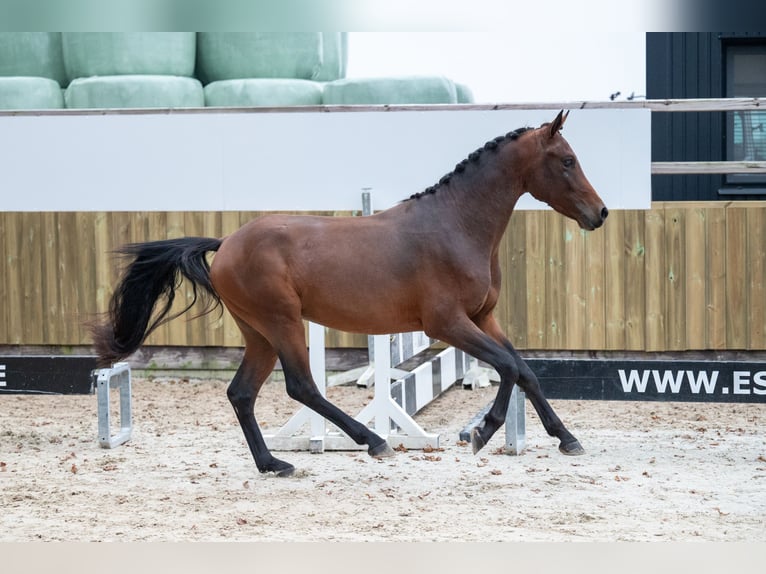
[601,206,609,220]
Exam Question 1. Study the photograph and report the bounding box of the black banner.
[2,354,765,403]
[526,359,766,403]
[0,356,97,395]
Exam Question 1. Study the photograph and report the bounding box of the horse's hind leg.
[227,332,296,477]
[276,322,395,459]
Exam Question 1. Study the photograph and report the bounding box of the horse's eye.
[562,157,575,168]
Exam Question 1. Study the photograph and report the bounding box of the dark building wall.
[646,32,766,201]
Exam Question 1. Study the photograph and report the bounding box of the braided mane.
[407,126,535,201]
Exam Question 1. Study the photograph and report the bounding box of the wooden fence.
[497,201,766,351]
[1,201,764,352]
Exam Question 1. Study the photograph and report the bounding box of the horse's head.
[522,111,608,231]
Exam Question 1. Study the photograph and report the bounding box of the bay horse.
[91,110,608,477]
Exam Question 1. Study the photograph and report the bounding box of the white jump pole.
[308,321,327,452]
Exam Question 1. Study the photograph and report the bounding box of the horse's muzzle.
[597,206,609,226]
[581,206,609,231]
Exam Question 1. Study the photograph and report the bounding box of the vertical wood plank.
[55,212,78,345]
[183,211,207,347]
[747,206,766,348]
[41,212,60,343]
[74,212,97,344]
[725,207,748,348]
[166,211,188,347]
[504,211,528,348]
[643,205,666,351]
[90,211,112,344]
[5,214,23,344]
[221,211,244,348]
[584,222,606,349]
[203,211,225,347]
[705,206,727,349]
[563,219,586,349]
[545,213,566,349]
[166,211,185,239]
[604,210,626,349]
[21,213,45,344]
[95,209,121,334]
[524,210,547,348]
[664,205,686,350]
[684,206,707,348]
[623,210,646,350]
[130,212,151,243]
[0,213,7,343]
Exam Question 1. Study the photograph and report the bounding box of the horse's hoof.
[275,464,297,477]
[260,460,296,477]
[369,441,395,458]
[470,428,486,455]
[559,440,585,456]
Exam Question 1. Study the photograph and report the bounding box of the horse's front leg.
[479,315,584,455]
[507,346,584,455]
[431,315,523,454]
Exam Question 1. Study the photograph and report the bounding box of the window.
[724,43,766,188]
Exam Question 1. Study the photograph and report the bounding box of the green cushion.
[322,76,458,105]
[62,33,196,82]
[0,33,67,87]
[313,32,348,82]
[0,77,64,109]
[65,75,204,109]
[204,79,323,107]
[196,33,323,83]
[455,82,475,103]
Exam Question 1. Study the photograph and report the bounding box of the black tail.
[90,237,222,367]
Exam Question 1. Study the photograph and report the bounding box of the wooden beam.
[652,161,766,175]
[0,97,763,117]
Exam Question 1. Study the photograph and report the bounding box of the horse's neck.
[395,143,527,253]
[441,167,524,250]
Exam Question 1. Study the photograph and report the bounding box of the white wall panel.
[0,107,650,211]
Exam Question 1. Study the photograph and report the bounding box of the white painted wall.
[0,107,650,212]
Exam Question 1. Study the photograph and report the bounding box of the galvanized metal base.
[95,362,133,448]
[459,385,526,455]
[504,386,526,455]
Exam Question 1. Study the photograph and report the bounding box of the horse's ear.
[548,110,570,138]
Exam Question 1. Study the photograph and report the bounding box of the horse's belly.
[300,287,422,335]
